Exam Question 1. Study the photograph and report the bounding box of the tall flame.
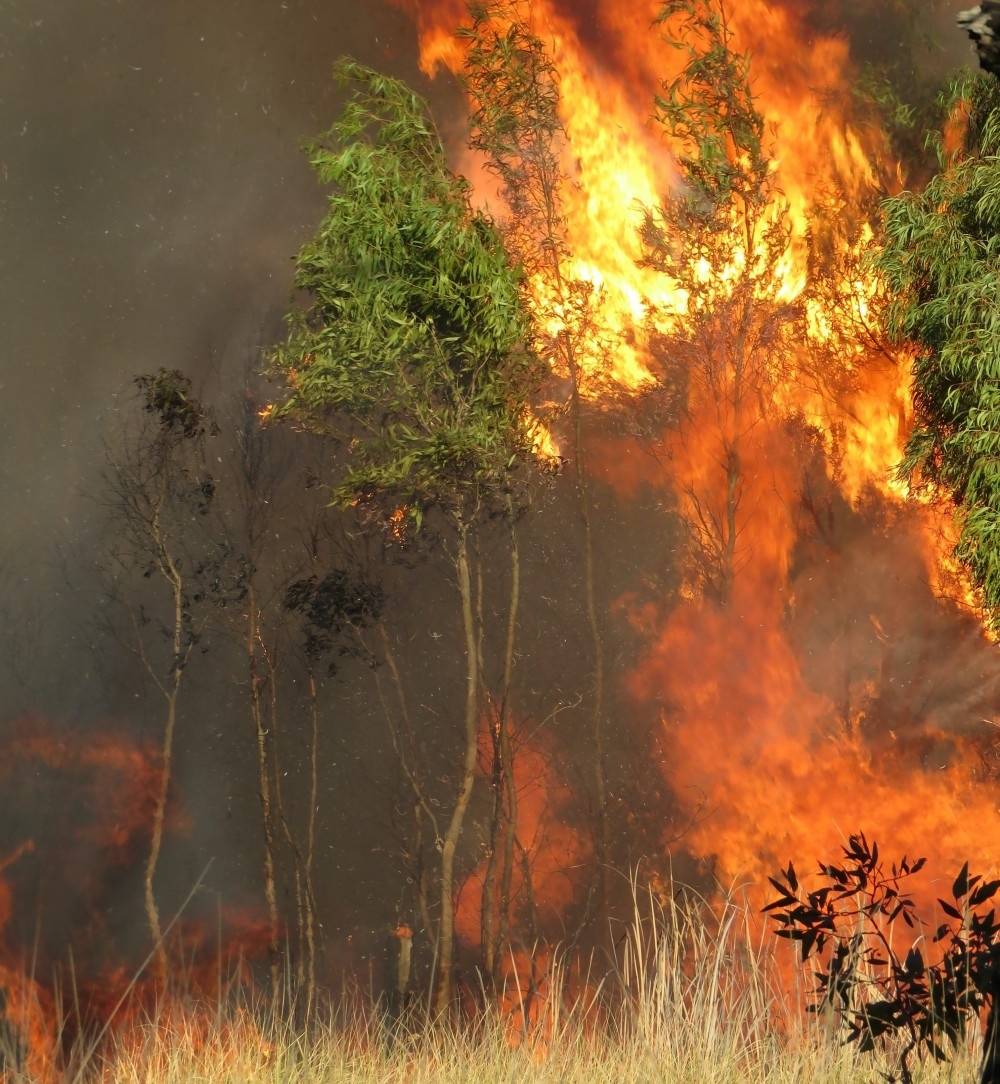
[395,0,1000,908]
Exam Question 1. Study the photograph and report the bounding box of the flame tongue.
[395,0,1000,902]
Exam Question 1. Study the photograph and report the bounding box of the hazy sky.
[0,0,440,564]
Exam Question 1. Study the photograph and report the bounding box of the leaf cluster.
[135,368,218,442]
[641,0,800,336]
[459,1,612,405]
[460,3,564,275]
[765,833,1000,1083]
[878,75,1000,612]
[652,0,771,224]
[266,60,543,524]
[284,569,383,669]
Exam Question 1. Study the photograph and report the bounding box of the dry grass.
[9,893,985,1083]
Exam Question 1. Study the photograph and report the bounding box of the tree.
[265,59,542,1014]
[102,369,220,985]
[765,833,1000,1084]
[209,372,291,1001]
[877,75,1000,618]
[283,539,383,1019]
[641,0,806,603]
[458,0,615,964]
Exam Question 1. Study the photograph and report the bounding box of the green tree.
[641,0,805,603]
[878,75,1000,618]
[266,59,541,1014]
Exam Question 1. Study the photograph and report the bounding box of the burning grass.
[11,892,984,1084]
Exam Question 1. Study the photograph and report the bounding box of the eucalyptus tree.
[459,0,614,966]
[266,60,542,1013]
[878,74,1000,620]
[102,369,220,986]
[641,0,805,603]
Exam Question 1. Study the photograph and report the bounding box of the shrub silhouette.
[765,832,1000,1084]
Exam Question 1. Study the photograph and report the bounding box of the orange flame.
[392,0,1000,918]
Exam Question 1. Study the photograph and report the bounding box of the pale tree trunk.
[246,577,281,997]
[301,667,320,1023]
[142,529,187,991]
[376,621,437,941]
[144,683,177,990]
[482,508,521,984]
[434,516,481,1017]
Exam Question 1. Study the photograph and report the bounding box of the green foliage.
[877,75,1000,612]
[766,834,1000,1084]
[651,0,772,236]
[460,1,608,400]
[855,63,916,139]
[266,59,542,522]
[642,0,798,329]
[459,2,564,273]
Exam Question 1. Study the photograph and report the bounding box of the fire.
[9,2,995,1062]
[0,719,272,1078]
[392,0,1000,926]
[454,714,592,1037]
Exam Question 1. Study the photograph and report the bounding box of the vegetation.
[16,0,1000,1072]
[766,834,1000,1084]
[879,75,1000,616]
[101,369,221,988]
[459,0,613,948]
[640,0,806,603]
[265,59,543,1014]
[34,894,978,1084]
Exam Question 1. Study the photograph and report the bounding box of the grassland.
[8,895,985,1083]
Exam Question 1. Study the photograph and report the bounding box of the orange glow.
[455,713,592,1039]
[391,0,1000,923]
[0,719,272,1076]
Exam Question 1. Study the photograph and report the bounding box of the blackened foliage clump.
[284,570,383,671]
[135,369,218,440]
[765,832,1000,1084]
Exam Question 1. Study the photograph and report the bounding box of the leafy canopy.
[266,59,541,523]
[878,76,1000,612]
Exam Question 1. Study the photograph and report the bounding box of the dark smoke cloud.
[0,0,473,729]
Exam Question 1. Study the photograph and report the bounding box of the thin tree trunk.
[494,510,522,984]
[376,621,436,940]
[302,667,321,1024]
[434,517,481,1017]
[144,685,177,989]
[565,346,609,919]
[247,579,281,998]
[481,718,503,983]
[144,550,184,990]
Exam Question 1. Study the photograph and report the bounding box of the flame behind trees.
[640,0,809,605]
[265,60,543,1014]
[459,0,614,948]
